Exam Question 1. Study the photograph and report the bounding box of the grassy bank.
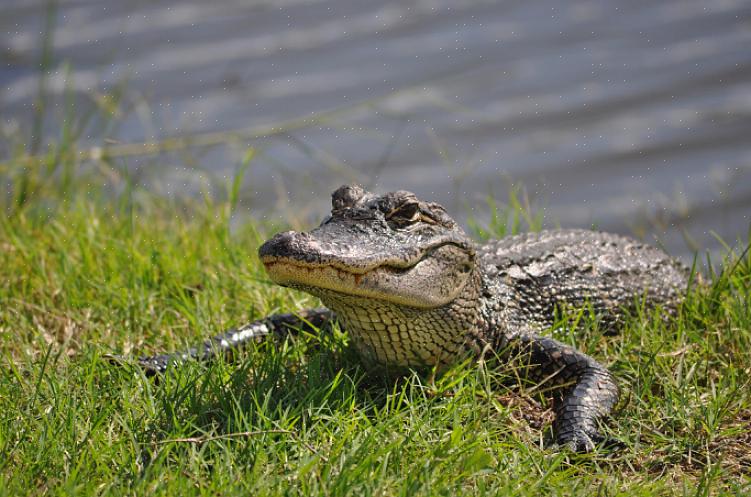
[0,168,750,496]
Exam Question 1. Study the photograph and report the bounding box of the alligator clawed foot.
[545,430,626,454]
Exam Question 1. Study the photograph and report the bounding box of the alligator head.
[259,185,482,368]
[259,184,477,308]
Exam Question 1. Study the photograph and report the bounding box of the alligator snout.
[259,231,308,260]
[259,231,333,268]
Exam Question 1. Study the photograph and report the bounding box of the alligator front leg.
[499,333,620,452]
[108,308,335,375]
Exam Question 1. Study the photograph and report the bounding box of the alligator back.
[479,229,691,333]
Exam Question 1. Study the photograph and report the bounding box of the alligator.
[124,184,691,451]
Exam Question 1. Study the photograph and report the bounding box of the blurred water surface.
[2,0,751,259]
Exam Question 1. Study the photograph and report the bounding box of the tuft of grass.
[465,185,545,241]
[1,161,750,496]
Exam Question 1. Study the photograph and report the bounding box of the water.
[2,0,751,261]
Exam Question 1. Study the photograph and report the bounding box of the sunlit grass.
[1,158,750,496]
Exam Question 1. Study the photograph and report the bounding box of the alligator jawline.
[262,258,412,286]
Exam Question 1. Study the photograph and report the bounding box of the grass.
[1,155,750,496]
[4,6,749,493]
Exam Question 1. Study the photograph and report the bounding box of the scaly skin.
[125,185,690,451]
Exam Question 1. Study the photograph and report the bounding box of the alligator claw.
[547,430,625,453]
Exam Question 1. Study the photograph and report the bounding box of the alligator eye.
[386,202,421,226]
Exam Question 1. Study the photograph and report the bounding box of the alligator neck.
[316,267,486,370]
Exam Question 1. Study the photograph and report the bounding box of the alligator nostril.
[277,231,297,241]
[258,231,298,258]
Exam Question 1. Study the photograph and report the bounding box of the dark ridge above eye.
[332,184,367,211]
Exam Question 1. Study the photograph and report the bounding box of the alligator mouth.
[260,238,467,275]
[261,258,408,304]
[262,257,402,277]
[262,258,408,283]
[260,241,472,308]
